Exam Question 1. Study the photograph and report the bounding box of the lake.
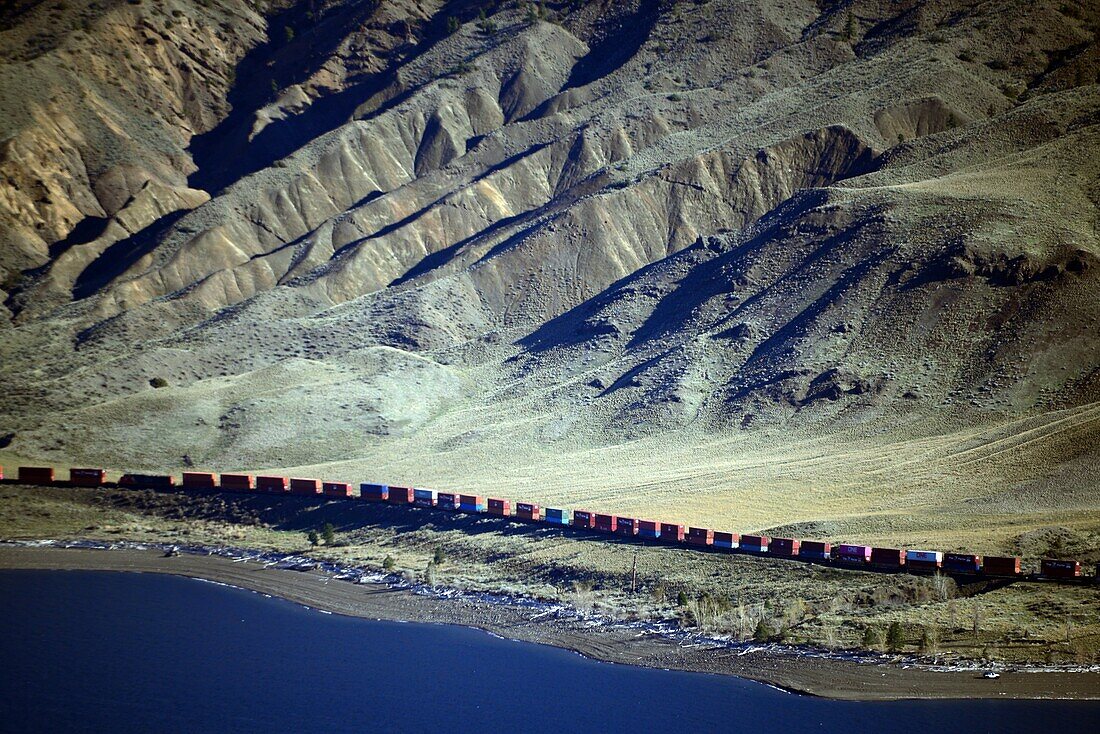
[1,570,1098,733]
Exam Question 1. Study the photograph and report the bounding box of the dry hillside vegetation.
[1,0,1099,554]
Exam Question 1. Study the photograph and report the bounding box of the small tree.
[753,619,773,643]
[321,523,336,545]
[382,555,395,571]
[886,621,904,652]
[676,590,689,607]
[863,625,883,651]
[425,560,437,586]
[446,16,460,34]
[433,545,446,565]
[283,25,295,43]
[307,530,319,546]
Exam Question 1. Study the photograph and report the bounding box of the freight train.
[4,464,1098,583]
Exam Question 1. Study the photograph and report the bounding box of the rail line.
[3,464,1098,585]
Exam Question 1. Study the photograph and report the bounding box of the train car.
[544,508,571,526]
[182,472,217,490]
[615,517,638,537]
[713,531,740,550]
[660,523,685,543]
[437,492,460,510]
[833,544,871,564]
[981,555,1021,577]
[943,553,982,574]
[768,537,800,558]
[413,489,438,507]
[515,502,540,521]
[0,465,3,481]
[388,486,414,504]
[69,468,106,488]
[870,547,906,568]
[798,540,831,561]
[289,478,321,496]
[1041,559,1082,579]
[360,483,389,502]
[220,474,255,492]
[323,481,353,499]
[257,476,289,494]
[686,527,714,547]
[905,550,943,572]
[459,494,486,513]
[740,534,769,554]
[18,466,55,485]
[594,514,617,533]
[487,498,512,517]
[118,473,175,489]
[572,510,595,529]
[637,520,660,539]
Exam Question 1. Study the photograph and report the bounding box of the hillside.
[1,0,1099,555]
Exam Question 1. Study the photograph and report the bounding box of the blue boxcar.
[360,483,389,501]
[544,508,571,525]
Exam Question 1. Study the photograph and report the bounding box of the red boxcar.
[487,498,512,517]
[798,540,830,560]
[289,478,321,496]
[981,555,1021,576]
[69,468,106,487]
[768,537,801,557]
[686,527,714,547]
[256,476,289,493]
[660,523,685,542]
[18,466,55,485]
[437,492,460,510]
[220,474,255,492]
[573,510,595,529]
[388,486,414,504]
[1041,559,1082,578]
[594,514,617,533]
[515,502,540,521]
[615,517,638,536]
[182,472,217,490]
[870,547,906,567]
[740,534,769,553]
[322,481,353,498]
[119,473,175,488]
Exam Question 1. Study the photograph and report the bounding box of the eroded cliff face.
[0,0,1098,510]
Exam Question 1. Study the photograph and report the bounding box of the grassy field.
[2,483,1098,666]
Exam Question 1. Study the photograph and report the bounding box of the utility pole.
[630,553,637,595]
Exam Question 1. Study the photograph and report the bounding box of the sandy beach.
[2,545,1098,702]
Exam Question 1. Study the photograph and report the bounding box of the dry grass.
[2,484,1097,665]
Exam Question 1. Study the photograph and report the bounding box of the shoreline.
[2,544,1099,701]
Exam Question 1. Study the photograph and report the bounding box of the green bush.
[149,377,168,388]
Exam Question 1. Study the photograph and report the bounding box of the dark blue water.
[1,571,1098,733]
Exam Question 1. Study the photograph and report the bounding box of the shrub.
[753,619,774,642]
[383,555,395,571]
[307,530,319,546]
[676,590,689,606]
[862,625,884,650]
[149,377,168,388]
[321,523,335,545]
[433,545,446,564]
[446,16,460,34]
